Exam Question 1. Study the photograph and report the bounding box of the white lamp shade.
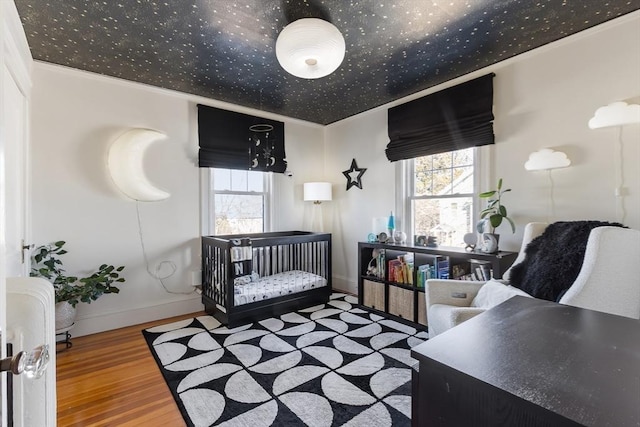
[304,182,332,202]
[588,102,640,129]
[276,18,345,79]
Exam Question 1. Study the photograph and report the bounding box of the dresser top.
[412,297,640,426]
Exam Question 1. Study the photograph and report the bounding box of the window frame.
[200,168,273,236]
[397,146,491,245]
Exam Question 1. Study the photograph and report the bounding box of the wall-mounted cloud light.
[276,18,345,79]
[588,101,640,224]
[525,148,571,171]
[588,102,640,129]
[525,148,571,222]
[108,129,171,202]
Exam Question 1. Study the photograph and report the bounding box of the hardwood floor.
[56,312,204,426]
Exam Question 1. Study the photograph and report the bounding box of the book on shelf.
[388,252,414,285]
[416,263,434,288]
[415,254,451,284]
[470,259,493,281]
[388,259,400,282]
[377,249,386,279]
[481,264,493,280]
[435,256,450,279]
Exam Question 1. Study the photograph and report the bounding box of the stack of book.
[388,253,414,284]
[416,255,451,287]
[469,259,493,281]
[416,264,434,288]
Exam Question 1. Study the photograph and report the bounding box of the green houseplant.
[30,241,125,330]
[476,178,516,234]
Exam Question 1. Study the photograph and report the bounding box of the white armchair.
[558,226,640,318]
[426,222,547,337]
[426,223,640,337]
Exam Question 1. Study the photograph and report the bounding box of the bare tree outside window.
[411,148,474,246]
[212,169,268,235]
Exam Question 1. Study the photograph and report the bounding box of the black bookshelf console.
[357,242,518,326]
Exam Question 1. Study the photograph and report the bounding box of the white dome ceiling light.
[275,18,346,79]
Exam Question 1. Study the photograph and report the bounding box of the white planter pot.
[55,301,77,332]
[480,233,500,253]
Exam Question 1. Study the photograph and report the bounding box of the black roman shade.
[198,104,287,173]
[386,73,495,162]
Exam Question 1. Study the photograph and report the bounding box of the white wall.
[324,109,396,291]
[273,125,326,232]
[30,63,324,336]
[325,13,640,294]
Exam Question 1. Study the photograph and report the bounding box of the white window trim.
[200,168,273,236]
[264,173,273,232]
[200,168,211,235]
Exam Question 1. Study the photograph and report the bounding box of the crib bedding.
[234,270,327,306]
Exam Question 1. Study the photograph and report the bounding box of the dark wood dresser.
[411,296,640,426]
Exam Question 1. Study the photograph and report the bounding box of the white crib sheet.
[234,270,327,306]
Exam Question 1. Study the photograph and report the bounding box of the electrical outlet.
[615,187,629,197]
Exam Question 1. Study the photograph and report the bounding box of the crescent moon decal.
[107,128,171,202]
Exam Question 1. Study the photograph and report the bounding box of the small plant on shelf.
[476,178,515,234]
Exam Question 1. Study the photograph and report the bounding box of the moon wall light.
[107,128,171,201]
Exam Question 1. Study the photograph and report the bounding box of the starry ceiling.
[15,0,640,125]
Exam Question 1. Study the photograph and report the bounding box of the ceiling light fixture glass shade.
[276,18,346,79]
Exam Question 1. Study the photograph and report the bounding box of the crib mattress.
[234,270,327,306]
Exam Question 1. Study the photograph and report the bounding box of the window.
[407,147,475,247]
[210,168,271,235]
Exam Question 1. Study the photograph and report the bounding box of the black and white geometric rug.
[142,293,428,427]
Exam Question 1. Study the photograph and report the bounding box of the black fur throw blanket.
[509,221,625,302]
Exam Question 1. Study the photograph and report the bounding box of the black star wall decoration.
[342,159,367,191]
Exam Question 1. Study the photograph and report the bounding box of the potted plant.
[30,241,125,331]
[476,178,515,252]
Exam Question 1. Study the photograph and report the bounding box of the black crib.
[201,231,332,327]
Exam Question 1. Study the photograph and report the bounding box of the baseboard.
[72,277,357,337]
[71,296,204,337]
[332,274,357,296]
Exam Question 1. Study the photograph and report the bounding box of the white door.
[0,1,33,426]
[4,62,30,278]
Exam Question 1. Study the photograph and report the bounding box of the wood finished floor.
[56,312,204,427]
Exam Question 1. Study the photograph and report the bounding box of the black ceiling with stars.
[14,0,639,125]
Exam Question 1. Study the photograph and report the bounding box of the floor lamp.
[588,101,640,224]
[304,182,332,232]
[525,148,571,221]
